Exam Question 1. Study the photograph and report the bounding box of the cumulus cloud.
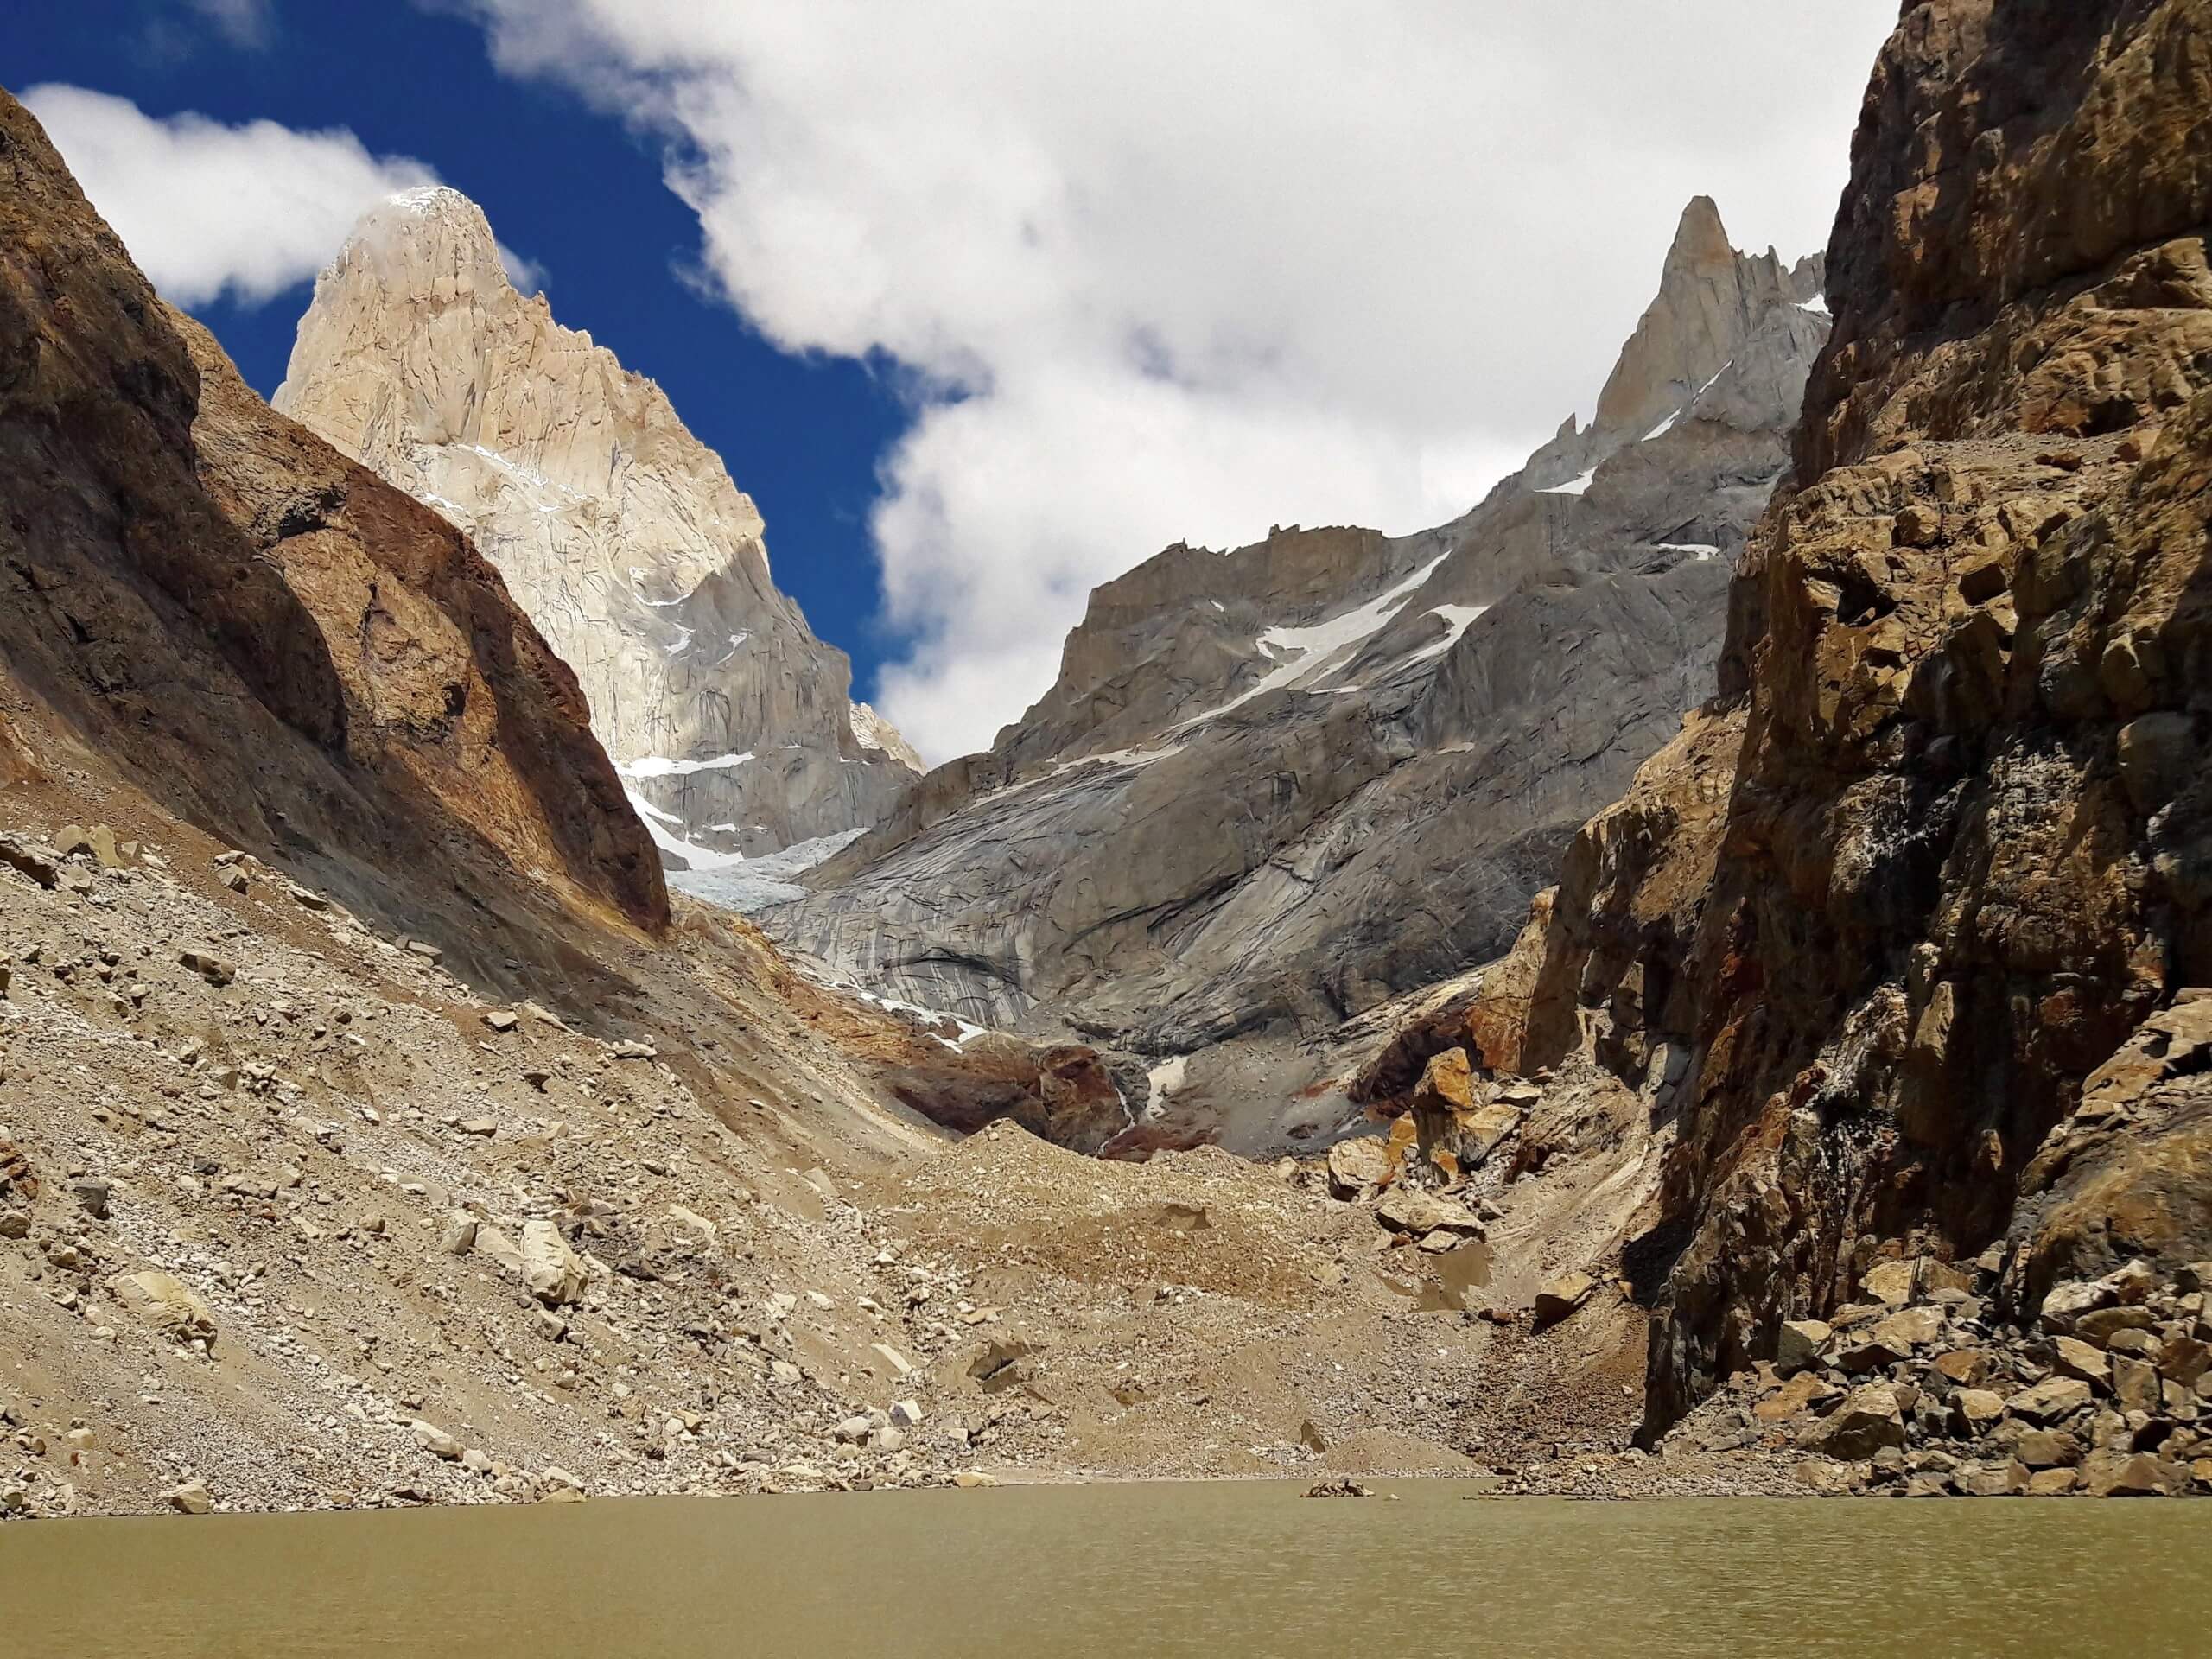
[481,4,1894,760]
[22,85,440,308]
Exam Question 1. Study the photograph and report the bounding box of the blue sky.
[2,3,1897,761]
[4,0,911,701]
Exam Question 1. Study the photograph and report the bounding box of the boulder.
[1532,1272,1597,1329]
[474,1224,525,1277]
[1775,1319,1830,1376]
[2009,1376,2094,1426]
[1376,1189,1482,1238]
[0,834,61,889]
[2052,1336,2113,1386]
[1802,1383,1905,1459]
[519,1218,588,1306]
[1949,1389,2007,1436]
[412,1421,463,1460]
[1325,1136,1393,1197]
[438,1213,478,1256]
[110,1270,218,1349]
[162,1481,213,1516]
[2012,1429,2083,1470]
[2082,1452,2178,1498]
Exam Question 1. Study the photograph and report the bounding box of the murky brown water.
[3,1482,2208,1657]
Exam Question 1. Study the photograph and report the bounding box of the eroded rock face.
[0,92,664,962]
[273,187,918,864]
[1616,0,2212,1430]
[760,200,1827,1077]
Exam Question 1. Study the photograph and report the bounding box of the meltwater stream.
[3,1481,2209,1658]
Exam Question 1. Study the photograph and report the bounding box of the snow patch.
[1655,543,1722,561]
[620,753,756,779]
[666,826,871,910]
[1539,469,1594,496]
[1408,603,1491,663]
[1177,553,1449,729]
[1144,1054,1189,1122]
[1798,295,1830,317]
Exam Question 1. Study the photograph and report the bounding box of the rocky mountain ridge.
[273,186,918,868]
[1364,0,2212,1445]
[754,199,1824,1152]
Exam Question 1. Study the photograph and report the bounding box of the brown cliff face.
[1634,0,2212,1427]
[0,88,667,963]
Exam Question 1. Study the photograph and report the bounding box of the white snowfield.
[1176,552,1450,730]
[1409,602,1491,663]
[619,752,756,779]
[1539,468,1595,496]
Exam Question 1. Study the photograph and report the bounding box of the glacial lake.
[3,1481,2209,1657]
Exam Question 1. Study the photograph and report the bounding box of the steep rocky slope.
[1377,0,2212,1439]
[0,85,1701,1521]
[0,92,665,977]
[755,201,1822,1147]
[273,187,918,867]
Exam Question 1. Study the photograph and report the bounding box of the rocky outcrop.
[1452,1,2212,1434]
[0,89,665,966]
[273,186,918,865]
[758,201,1827,1105]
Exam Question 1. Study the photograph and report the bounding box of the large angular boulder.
[1800,1383,1904,1459]
[111,1270,218,1349]
[519,1219,588,1306]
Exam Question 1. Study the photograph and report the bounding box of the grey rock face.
[274,186,918,863]
[753,200,1828,1076]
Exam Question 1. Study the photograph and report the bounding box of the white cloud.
[188,0,276,49]
[21,85,439,308]
[501,5,1899,760]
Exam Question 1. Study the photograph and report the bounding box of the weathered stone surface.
[1376,1189,1482,1239]
[1533,1272,1598,1329]
[1949,1389,2007,1436]
[110,1271,217,1348]
[2052,1337,2112,1387]
[1775,1319,1831,1377]
[2010,1377,2094,1427]
[2013,1429,2083,1471]
[1802,1383,1905,1459]
[519,1219,588,1306]
[276,187,917,863]
[761,201,1824,1114]
[1595,0,2212,1432]
[1325,1136,1394,1197]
